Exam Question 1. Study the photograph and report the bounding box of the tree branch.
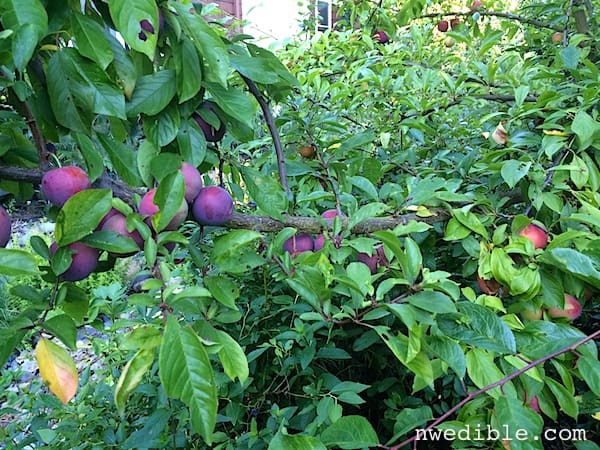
[240,75,291,199]
[385,329,600,450]
[419,10,563,32]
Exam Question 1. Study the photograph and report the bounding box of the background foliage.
[1,0,600,449]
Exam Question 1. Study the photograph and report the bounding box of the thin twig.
[385,329,600,450]
[240,74,291,199]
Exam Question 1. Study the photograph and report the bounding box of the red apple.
[517,223,548,249]
[191,186,234,226]
[283,233,314,257]
[50,241,100,282]
[179,162,203,203]
[547,293,582,321]
[139,188,188,231]
[41,166,91,207]
[0,206,11,247]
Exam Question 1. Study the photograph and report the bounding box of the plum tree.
[139,188,189,231]
[179,162,203,203]
[193,101,226,143]
[191,186,234,226]
[283,233,314,257]
[0,206,11,247]
[50,242,100,282]
[41,166,91,207]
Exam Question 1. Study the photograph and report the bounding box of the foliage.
[0,0,600,449]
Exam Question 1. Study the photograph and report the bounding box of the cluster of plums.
[39,163,233,282]
[281,209,387,274]
[478,222,584,321]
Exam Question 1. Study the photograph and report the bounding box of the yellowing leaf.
[35,338,78,404]
[328,142,341,150]
[593,412,600,421]
[415,205,434,218]
[543,130,568,136]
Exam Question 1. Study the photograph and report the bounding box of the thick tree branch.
[418,10,563,31]
[240,75,291,199]
[385,329,600,450]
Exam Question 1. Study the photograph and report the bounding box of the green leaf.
[159,316,217,444]
[12,24,39,71]
[55,189,112,246]
[516,320,596,360]
[152,171,185,232]
[73,133,104,182]
[174,36,203,103]
[71,12,114,70]
[560,46,580,70]
[571,110,600,151]
[109,0,158,61]
[126,70,177,117]
[427,337,466,377]
[546,378,578,418]
[81,230,141,254]
[268,430,326,450]
[115,348,156,416]
[0,248,39,276]
[320,416,379,449]
[203,275,239,310]
[348,203,387,230]
[204,82,257,129]
[389,406,433,442]
[437,302,516,354]
[494,395,544,442]
[466,348,516,399]
[0,0,47,42]
[407,291,456,314]
[195,322,249,383]
[0,328,27,368]
[348,175,379,201]
[42,314,78,350]
[97,134,143,186]
[501,160,531,189]
[171,3,229,87]
[58,284,89,325]
[177,119,207,166]
[542,248,600,289]
[240,166,288,220]
[576,356,600,396]
[452,207,488,239]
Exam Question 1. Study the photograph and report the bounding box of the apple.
[50,241,100,282]
[517,223,548,250]
[41,166,91,207]
[192,186,234,226]
[139,188,189,231]
[437,20,449,32]
[477,275,501,295]
[298,145,315,158]
[193,101,226,143]
[547,293,582,321]
[470,0,484,11]
[0,206,11,247]
[373,30,389,44]
[283,233,314,257]
[179,162,203,203]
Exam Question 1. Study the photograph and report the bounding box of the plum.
[547,293,582,321]
[0,206,11,247]
[50,241,99,282]
[283,233,314,257]
[179,162,203,203]
[517,223,548,249]
[357,246,386,274]
[193,102,226,143]
[192,186,233,226]
[139,188,188,231]
[41,166,91,207]
[101,213,144,253]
